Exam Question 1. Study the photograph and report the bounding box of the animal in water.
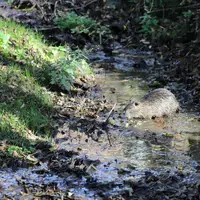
[125,88,180,119]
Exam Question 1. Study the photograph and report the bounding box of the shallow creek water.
[91,49,200,161]
[1,48,200,199]
[61,48,200,198]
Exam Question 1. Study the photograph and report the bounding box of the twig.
[101,103,117,146]
[62,0,98,11]
[96,126,112,146]
[54,0,59,18]
[148,3,200,14]
[104,103,117,125]
[35,26,59,31]
[34,0,45,19]
[84,0,98,7]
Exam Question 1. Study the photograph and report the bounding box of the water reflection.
[93,50,200,169]
[95,70,149,107]
[0,164,65,199]
[122,135,194,169]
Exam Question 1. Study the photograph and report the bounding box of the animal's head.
[124,101,143,119]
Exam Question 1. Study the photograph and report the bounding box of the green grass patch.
[0,19,92,159]
[0,19,92,91]
[0,64,54,148]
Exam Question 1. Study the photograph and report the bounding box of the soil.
[1,0,200,199]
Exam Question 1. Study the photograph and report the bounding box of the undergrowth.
[0,19,91,160]
[54,12,110,43]
[0,19,91,91]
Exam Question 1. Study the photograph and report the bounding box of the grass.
[0,19,92,161]
[0,19,92,91]
[0,60,54,154]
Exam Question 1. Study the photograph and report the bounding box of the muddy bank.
[1,46,200,199]
[1,125,200,199]
[1,1,200,199]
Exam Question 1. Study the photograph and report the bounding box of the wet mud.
[1,46,200,199]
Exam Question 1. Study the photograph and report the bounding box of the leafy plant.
[46,50,91,91]
[183,10,193,19]
[54,12,110,41]
[6,0,14,6]
[139,13,159,37]
[47,61,75,91]
[7,145,34,155]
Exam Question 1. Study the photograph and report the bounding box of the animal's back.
[142,88,177,103]
[125,88,179,119]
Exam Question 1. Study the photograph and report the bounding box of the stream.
[1,47,200,199]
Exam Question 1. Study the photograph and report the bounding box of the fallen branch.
[58,0,99,12]
[148,3,200,14]
[96,126,112,146]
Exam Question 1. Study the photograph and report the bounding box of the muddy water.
[1,48,200,199]
[89,48,200,168]
[0,164,66,199]
[58,49,200,198]
[95,69,200,134]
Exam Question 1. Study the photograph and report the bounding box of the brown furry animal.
[125,88,180,119]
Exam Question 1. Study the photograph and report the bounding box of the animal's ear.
[135,102,139,106]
